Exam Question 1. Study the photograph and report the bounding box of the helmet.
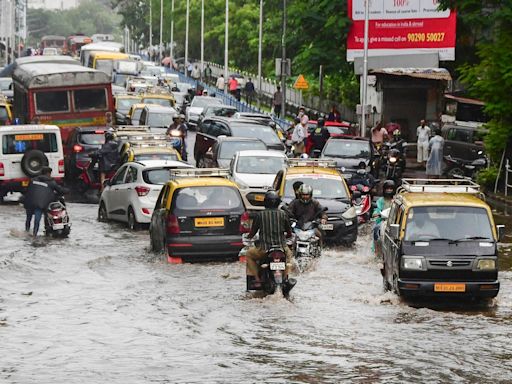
[382,179,396,198]
[173,115,179,120]
[298,184,313,204]
[105,129,115,141]
[317,117,325,127]
[264,190,281,209]
[179,114,185,120]
[393,129,401,138]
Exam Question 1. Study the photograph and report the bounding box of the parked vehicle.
[45,198,71,238]
[443,151,488,179]
[442,122,487,162]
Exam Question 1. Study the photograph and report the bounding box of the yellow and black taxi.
[149,168,248,263]
[114,94,142,124]
[272,158,357,246]
[141,88,176,108]
[0,95,13,125]
[379,178,503,299]
[120,142,181,164]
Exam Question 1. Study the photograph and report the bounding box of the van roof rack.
[114,125,149,132]
[128,140,170,149]
[288,158,337,168]
[169,168,230,179]
[398,178,481,194]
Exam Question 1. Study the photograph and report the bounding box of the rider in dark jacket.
[288,184,327,228]
[309,117,330,157]
[24,166,65,236]
[97,130,120,188]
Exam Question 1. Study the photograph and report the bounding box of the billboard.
[347,0,456,62]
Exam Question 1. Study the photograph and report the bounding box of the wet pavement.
[1,200,512,383]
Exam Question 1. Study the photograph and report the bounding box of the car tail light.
[166,214,180,234]
[73,144,83,153]
[135,186,150,196]
[239,211,251,233]
[0,162,4,177]
[58,159,65,174]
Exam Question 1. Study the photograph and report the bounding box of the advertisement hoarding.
[347,0,456,62]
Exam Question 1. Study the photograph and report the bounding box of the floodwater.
[1,202,512,383]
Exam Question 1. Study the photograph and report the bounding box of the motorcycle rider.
[288,184,328,243]
[309,117,330,157]
[97,129,120,190]
[349,162,375,189]
[23,166,66,236]
[391,129,405,153]
[372,180,396,255]
[166,114,188,161]
[246,190,295,292]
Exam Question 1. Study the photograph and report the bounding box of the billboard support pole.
[361,0,370,137]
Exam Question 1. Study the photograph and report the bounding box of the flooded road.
[1,202,512,383]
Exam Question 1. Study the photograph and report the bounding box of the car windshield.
[147,112,174,127]
[173,186,243,212]
[143,167,182,184]
[191,97,223,108]
[284,175,349,199]
[117,98,140,111]
[219,141,266,159]
[404,206,493,242]
[323,140,370,158]
[230,123,281,145]
[0,78,11,91]
[136,153,178,161]
[236,156,286,174]
[143,98,172,107]
[79,132,105,145]
[113,74,130,87]
[206,107,237,117]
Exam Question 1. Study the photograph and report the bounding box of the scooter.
[77,153,115,193]
[350,186,372,224]
[44,198,71,238]
[241,233,295,297]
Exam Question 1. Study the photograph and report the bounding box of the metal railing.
[504,159,512,196]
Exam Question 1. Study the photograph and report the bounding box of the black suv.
[320,136,376,179]
[441,123,487,161]
[63,126,106,179]
[194,117,285,166]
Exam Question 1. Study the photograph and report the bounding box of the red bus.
[40,35,66,54]
[12,63,114,142]
[66,34,93,57]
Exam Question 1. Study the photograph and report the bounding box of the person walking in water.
[426,128,444,179]
[417,119,431,168]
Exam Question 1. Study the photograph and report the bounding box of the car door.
[205,141,220,168]
[117,165,139,222]
[151,185,172,250]
[382,202,399,285]
[194,119,217,164]
[444,127,471,160]
[105,165,128,221]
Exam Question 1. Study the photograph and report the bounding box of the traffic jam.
[1,41,511,382]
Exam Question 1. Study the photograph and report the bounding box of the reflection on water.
[0,203,511,383]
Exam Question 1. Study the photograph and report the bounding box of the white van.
[0,125,64,200]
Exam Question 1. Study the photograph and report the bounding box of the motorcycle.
[44,198,71,238]
[293,220,322,272]
[348,169,375,224]
[167,128,185,155]
[241,233,295,297]
[443,152,488,179]
[77,153,115,194]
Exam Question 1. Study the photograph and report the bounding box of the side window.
[218,123,230,136]
[447,128,456,140]
[111,166,128,185]
[200,120,212,134]
[273,170,284,191]
[125,166,138,183]
[163,186,171,209]
[395,205,404,225]
[155,186,167,209]
[386,203,398,229]
[140,109,148,124]
[448,128,470,142]
[209,122,222,137]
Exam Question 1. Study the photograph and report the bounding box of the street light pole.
[224,0,229,92]
[170,0,174,61]
[149,0,152,51]
[257,0,263,109]
[361,0,370,137]
[200,0,204,81]
[281,0,287,119]
[159,0,163,62]
[185,0,190,73]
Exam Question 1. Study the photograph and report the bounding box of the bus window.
[74,89,107,111]
[35,91,70,113]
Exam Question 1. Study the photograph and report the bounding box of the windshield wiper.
[449,236,493,244]
[412,237,452,242]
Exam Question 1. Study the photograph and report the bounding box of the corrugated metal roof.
[444,94,485,106]
[370,68,452,81]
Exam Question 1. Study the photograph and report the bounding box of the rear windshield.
[117,98,140,110]
[323,140,370,158]
[219,141,266,159]
[96,59,114,74]
[79,132,105,145]
[35,90,69,113]
[230,123,281,145]
[236,155,286,174]
[142,168,189,184]
[135,153,178,161]
[143,98,173,107]
[173,186,243,212]
[74,89,107,111]
[2,132,58,154]
[147,112,173,127]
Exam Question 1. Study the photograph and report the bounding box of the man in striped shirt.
[246,190,294,289]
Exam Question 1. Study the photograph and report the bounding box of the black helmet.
[317,117,325,127]
[298,184,313,204]
[105,130,115,141]
[264,190,281,209]
[382,180,396,198]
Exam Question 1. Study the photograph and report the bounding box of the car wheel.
[447,167,464,178]
[197,157,206,168]
[98,202,108,222]
[127,207,139,230]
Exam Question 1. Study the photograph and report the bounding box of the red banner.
[347,0,456,61]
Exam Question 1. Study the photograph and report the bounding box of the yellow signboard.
[15,134,44,141]
[293,74,309,90]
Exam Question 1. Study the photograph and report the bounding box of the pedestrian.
[416,119,431,168]
[371,121,388,146]
[204,64,212,84]
[245,78,255,105]
[426,128,444,178]
[187,62,193,77]
[309,117,330,157]
[327,105,341,122]
[273,85,283,118]
[216,74,225,91]
[105,111,113,128]
[23,166,66,237]
[297,105,309,125]
[229,76,238,98]
[291,117,306,156]
[191,65,200,81]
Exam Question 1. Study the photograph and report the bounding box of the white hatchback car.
[229,150,287,210]
[98,159,193,229]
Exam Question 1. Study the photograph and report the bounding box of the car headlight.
[401,256,426,270]
[389,156,397,164]
[475,259,496,270]
[169,129,181,137]
[342,206,357,220]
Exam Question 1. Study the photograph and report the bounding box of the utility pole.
[149,0,152,50]
[257,0,263,109]
[361,0,370,137]
[200,0,204,81]
[224,0,228,92]
[185,0,190,73]
[159,0,163,62]
[170,0,174,60]
[281,0,287,119]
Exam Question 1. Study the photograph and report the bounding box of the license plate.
[194,217,224,227]
[53,223,64,230]
[254,194,265,202]
[270,262,286,270]
[320,223,333,230]
[22,180,29,187]
[434,283,466,292]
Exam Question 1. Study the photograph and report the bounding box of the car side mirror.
[389,223,400,240]
[497,225,505,241]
